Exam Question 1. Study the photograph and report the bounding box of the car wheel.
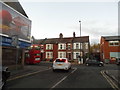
[65,69,69,72]
[86,64,89,66]
[99,64,102,67]
[52,69,55,72]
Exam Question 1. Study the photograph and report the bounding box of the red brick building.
[100,36,120,64]
[33,32,90,64]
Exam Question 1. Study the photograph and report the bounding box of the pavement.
[7,63,51,81]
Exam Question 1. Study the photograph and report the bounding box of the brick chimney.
[59,33,63,38]
[73,32,76,38]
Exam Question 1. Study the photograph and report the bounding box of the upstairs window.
[67,44,71,50]
[58,43,66,50]
[109,41,119,46]
[85,43,88,49]
[73,43,82,49]
[76,43,79,49]
[46,44,53,50]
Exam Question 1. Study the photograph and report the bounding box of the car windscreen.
[55,59,67,62]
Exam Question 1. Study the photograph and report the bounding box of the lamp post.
[79,21,81,37]
[79,21,81,64]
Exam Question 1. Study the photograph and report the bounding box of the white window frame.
[58,52,66,58]
[73,52,80,59]
[58,43,66,50]
[67,43,71,50]
[76,43,79,49]
[109,41,119,46]
[46,52,53,59]
[85,43,88,49]
[73,43,81,49]
[46,44,53,50]
[73,52,83,59]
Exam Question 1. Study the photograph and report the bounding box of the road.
[4,63,118,89]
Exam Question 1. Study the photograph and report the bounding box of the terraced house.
[33,32,90,64]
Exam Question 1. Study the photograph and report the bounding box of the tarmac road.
[3,63,119,90]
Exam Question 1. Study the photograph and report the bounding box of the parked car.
[85,59,104,67]
[116,58,120,65]
[52,58,71,71]
[0,66,10,89]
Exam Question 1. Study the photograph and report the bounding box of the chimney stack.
[59,33,63,38]
[73,32,76,38]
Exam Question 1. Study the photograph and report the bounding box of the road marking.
[7,68,51,81]
[51,68,77,89]
[101,70,120,90]
[71,68,77,73]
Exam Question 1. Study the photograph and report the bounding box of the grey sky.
[20,0,118,44]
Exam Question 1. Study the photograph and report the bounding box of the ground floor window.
[110,52,120,60]
[58,52,66,58]
[73,52,80,59]
[46,52,53,59]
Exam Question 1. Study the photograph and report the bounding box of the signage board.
[0,2,31,42]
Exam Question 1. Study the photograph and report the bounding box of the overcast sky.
[19,0,118,44]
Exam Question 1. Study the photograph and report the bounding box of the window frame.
[46,52,53,59]
[46,44,53,50]
[58,43,66,50]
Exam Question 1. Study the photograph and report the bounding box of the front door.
[68,53,71,60]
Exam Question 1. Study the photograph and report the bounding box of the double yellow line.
[101,70,120,90]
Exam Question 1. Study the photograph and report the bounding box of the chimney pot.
[73,32,76,37]
[59,33,63,38]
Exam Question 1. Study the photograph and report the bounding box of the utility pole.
[79,21,81,64]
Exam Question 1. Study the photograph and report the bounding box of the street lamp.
[79,21,81,64]
[79,21,81,37]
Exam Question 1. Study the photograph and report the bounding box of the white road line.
[51,68,77,89]
[51,76,67,89]
[71,68,77,73]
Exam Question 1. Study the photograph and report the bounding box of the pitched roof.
[102,36,120,41]
[34,36,89,44]
[72,36,89,43]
